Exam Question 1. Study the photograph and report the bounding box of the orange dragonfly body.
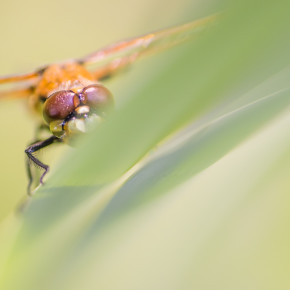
[0,15,217,194]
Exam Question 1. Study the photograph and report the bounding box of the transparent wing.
[0,86,34,99]
[0,14,219,98]
[0,67,45,85]
[0,68,44,99]
[79,14,219,80]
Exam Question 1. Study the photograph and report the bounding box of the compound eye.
[43,90,79,123]
[82,84,114,116]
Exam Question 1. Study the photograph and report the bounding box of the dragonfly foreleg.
[25,135,62,195]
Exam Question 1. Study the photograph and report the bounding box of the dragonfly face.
[43,84,114,139]
[0,14,218,194]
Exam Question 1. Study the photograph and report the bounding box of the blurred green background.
[1,0,290,289]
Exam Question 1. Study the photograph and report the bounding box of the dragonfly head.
[43,84,114,139]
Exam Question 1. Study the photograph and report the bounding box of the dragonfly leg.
[25,135,62,195]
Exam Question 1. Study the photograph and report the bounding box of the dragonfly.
[0,14,218,194]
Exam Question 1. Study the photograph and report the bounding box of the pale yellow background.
[0,0,214,219]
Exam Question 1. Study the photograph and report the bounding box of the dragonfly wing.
[0,67,45,85]
[0,67,46,99]
[0,14,219,97]
[80,14,219,81]
[0,86,34,99]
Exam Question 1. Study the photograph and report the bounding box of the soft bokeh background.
[1,0,290,290]
[0,0,216,219]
